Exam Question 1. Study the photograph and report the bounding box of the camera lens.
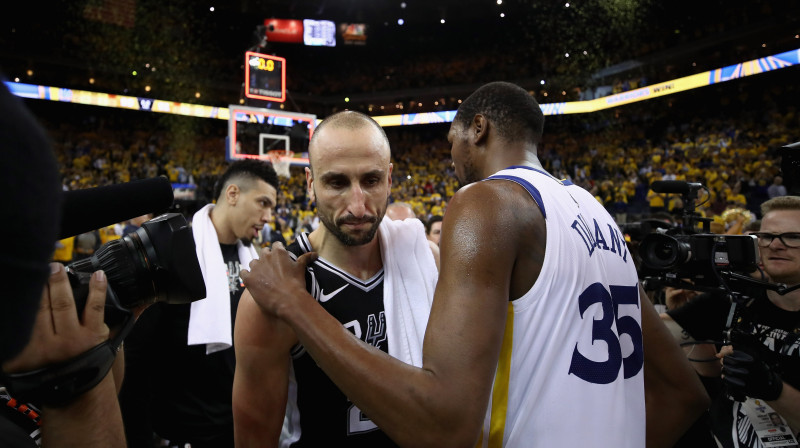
[67,213,205,312]
[639,234,691,270]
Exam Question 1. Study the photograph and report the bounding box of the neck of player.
[308,227,383,281]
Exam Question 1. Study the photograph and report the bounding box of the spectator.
[767,175,788,199]
[425,215,443,246]
[385,201,416,220]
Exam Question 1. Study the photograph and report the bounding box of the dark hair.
[213,159,279,201]
[426,215,443,234]
[648,211,676,224]
[454,81,545,145]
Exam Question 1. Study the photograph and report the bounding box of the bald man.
[385,201,416,221]
[233,111,440,447]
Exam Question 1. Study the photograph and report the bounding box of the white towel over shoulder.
[378,217,438,367]
[188,204,258,354]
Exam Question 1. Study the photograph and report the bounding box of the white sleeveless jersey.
[475,166,645,448]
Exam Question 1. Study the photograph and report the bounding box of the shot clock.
[244,51,286,102]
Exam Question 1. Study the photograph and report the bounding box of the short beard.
[458,158,480,187]
[317,195,388,246]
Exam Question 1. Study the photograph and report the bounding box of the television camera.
[2,212,206,406]
[634,180,800,400]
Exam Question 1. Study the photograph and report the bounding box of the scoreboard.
[244,51,286,102]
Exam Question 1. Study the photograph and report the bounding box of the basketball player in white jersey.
[241,82,709,447]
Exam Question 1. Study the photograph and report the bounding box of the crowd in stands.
[277,2,794,117]
[27,65,796,263]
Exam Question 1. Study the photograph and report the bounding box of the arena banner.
[709,48,800,84]
[5,82,229,120]
[264,18,304,44]
[401,111,458,126]
[7,47,799,125]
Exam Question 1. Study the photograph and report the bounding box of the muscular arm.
[643,287,710,448]
[233,291,296,448]
[243,183,515,448]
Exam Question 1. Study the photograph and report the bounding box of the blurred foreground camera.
[66,212,206,326]
[1,213,206,406]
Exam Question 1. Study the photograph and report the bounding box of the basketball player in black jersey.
[233,111,439,447]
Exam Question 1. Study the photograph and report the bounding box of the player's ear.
[473,114,489,145]
[226,183,240,205]
[305,167,316,202]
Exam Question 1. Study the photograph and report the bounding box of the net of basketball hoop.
[267,150,294,178]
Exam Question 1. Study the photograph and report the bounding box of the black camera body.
[67,212,206,326]
[634,180,761,293]
[636,180,800,402]
[639,232,760,289]
[2,213,206,406]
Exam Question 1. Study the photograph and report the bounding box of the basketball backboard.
[227,105,316,167]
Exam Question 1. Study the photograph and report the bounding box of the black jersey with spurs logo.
[285,233,398,447]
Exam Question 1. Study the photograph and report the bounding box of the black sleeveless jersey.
[286,233,398,447]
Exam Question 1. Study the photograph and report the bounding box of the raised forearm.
[281,297,480,448]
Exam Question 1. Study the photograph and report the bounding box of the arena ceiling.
[1,0,798,112]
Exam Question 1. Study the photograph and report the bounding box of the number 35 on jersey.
[569,283,644,384]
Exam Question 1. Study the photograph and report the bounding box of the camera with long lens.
[619,219,675,243]
[2,213,206,406]
[66,212,206,327]
[639,232,760,289]
[635,180,761,293]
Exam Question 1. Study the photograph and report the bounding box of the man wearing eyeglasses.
[662,196,800,448]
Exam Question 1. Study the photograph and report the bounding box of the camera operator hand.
[664,284,699,310]
[3,263,109,373]
[719,345,784,402]
[1,262,126,448]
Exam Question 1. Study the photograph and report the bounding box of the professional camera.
[2,213,206,406]
[66,212,206,327]
[639,232,760,289]
[634,180,761,294]
[619,218,675,243]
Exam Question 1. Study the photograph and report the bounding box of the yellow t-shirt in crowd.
[52,237,75,263]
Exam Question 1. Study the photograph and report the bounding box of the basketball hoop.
[267,150,294,179]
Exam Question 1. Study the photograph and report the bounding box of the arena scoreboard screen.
[245,51,286,102]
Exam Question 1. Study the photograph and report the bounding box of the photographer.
[1,265,126,448]
[661,195,800,447]
[0,80,126,447]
